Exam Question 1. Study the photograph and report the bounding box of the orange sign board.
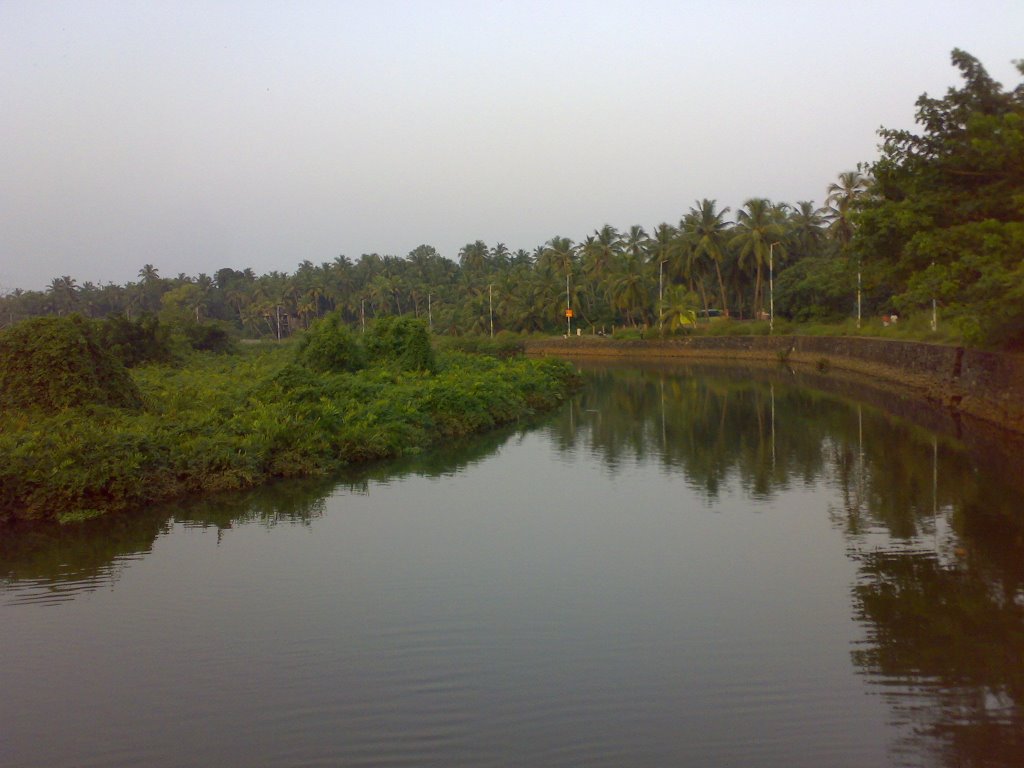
[565,309,574,318]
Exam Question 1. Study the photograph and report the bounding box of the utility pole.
[930,261,937,332]
[488,284,494,338]
[566,273,571,336]
[659,259,667,333]
[857,260,862,330]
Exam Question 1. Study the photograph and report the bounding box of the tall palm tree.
[824,170,868,249]
[623,224,649,263]
[138,264,160,284]
[47,276,79,315]
[730,198,785,319]
[682,199,731,315]
[608,255,652,327]
[787,201,828,260]
[458,240,490,277]
[489,243,511,271]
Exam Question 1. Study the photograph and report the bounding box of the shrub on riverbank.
[0,343,577,524]
[0,315,143,410]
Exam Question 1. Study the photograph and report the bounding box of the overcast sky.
[2,1,1022,291]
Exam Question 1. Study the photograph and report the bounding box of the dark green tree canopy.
[857,49,1024,346]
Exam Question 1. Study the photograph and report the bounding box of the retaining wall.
[524,336,1024,433]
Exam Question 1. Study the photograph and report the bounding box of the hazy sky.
[2,1,1022,291]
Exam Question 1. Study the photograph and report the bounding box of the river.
[3,362,1023,767]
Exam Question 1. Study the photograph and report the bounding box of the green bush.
[98,314,174,367]
[297,312,365,372]
[364,316,436,372]
[0,315,142,410]
[178,321,236,353]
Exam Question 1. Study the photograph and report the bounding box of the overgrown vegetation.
[0,315,142,410]
[0,317,578,525]
[858,49,1024,348]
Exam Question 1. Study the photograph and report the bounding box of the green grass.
[634,312,965,345]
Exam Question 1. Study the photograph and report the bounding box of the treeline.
[2,49,1020,347]
[0,197,864,338]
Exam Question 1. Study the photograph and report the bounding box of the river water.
[3,362,1024,767]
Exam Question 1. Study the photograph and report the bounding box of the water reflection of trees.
[552,363,1024,766]
[1,418,539,601]
[551,366,872,503]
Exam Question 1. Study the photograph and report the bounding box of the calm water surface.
[3,363,1024,767]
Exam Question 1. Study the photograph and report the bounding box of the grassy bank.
[0,343,578,524]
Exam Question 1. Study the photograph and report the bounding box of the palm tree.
[787,201,828,260]
[458,240,490,277]
[489,242,511,271]
[661,284,699,331]
[580,225,621,322]
[47,276,79,315]
[682,200,731,315]
[138,264,160,284]
[730,198,785,319]
[825,170,868,249]
[623,224,649,263]
[608,256,652,327]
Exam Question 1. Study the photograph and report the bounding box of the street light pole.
[659,259,667,333]
[566,272,571,336]
[930,261,937,332]
[488,283,494,338]
[768,242,775,334]
[857,259,862,330]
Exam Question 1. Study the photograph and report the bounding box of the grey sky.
[2,1,1021,291]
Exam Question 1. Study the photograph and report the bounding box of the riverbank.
[0,347,579,525]
[525,336,1024,434]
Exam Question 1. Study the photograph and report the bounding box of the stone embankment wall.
[524,336,1024,433]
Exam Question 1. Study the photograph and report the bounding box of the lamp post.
[488,283,494,338]
[768,243,775,334]
[659,259,667,333]
[566,272,571,336]
[856,259,862,330]
[930,261,937,332]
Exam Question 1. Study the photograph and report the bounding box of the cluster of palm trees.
[1,173,869,336]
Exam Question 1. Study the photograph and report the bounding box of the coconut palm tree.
[787,201,829,260]
[682,199,731,315]
[660,284,699,331]
[458,240,490,277]
[825,170,868,249]
[730,198,785,319]
[46,276,79,315]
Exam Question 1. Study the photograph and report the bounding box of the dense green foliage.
[363,316,436,372]
[857,50,1024,347]
[1,50,1019,348]
[98,314,174,367]
[178,321,235,353]
[0,342,577,524]
[0,315,142,410]
[296,312,365,372]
